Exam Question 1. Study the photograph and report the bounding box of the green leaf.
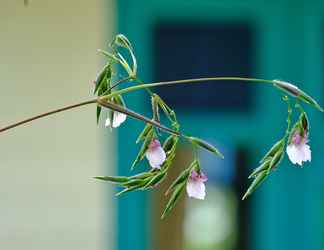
[114,34,133,51]
[298,89,324,112]
[142,171,167,189]
[165,167,191,195]
[131,130,154,169]
[94,176,129,183]
[248,159,271,179]
[94,65,107,94]
[96,105,102,124]
[98,49,120,63]
[161,182,186,219]
[115,186,140,196]
[94,64,111,95]
[188,137,224,159]
[273,80,323,112]
[151,95,160,121]
[268,149,284,172]
[130,171,154,180]
[260,140,284,163]
[163,135,177,153]
[242,170,268,200]
[123,178,147,187]
[136,124,153,144]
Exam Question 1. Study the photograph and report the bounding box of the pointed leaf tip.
[188,137,224,159]
[242,171,268,200]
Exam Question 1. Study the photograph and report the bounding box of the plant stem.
[106,76,132,93]
[0,99,97,133]
[100,77,275,101]
[0,77,275,134]
[96,99,181,136]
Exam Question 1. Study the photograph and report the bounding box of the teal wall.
[116,1,324,249]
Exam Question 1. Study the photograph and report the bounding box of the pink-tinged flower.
[286,130,311,166]
[105,112,127,128]
[186,170,208,200]
[145,139,166,169]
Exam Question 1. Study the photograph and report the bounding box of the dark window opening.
[154,22,255,112]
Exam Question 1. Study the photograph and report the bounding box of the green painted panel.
[116,0,324,249]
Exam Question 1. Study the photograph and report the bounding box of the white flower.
[286,131,311,166]
[186,170,208,200]
[145,139,166,169]
[105,112,127,128]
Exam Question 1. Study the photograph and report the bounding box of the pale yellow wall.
[0,1,115,249]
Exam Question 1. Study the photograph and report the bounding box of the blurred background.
[1,0,324,250]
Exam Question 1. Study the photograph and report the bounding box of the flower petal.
[145,146,166,169]
[286,144,311,166]
[186,179,206,200]
[105,112,127,128]
[105,117,111,127]
[112,112,127,128]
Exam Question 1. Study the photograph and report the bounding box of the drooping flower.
[286,130,311,166]
[105,112,127,128]
[186,170,208,200]
[145,139,166,169]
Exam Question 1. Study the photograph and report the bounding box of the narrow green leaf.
[273,80,323,112]
[131,130,153,169]
[94,176,129,183]
[130,171,154,180]
[242,171,268,200]
[142,171,167,189]
[188,137,224,159]
[165,168,191,196]
[94,65,108,94]
[151,95,160,122]
[248,159,271,179]
[268,150,284,173]
[123,178,147,187]
[114,34,133,51]
[136,124,153,144]
[163,135,177,153]
[260,140,284,163]
[161,182,186,219]
[115,186,139,196]
[96,105,102,124]
[298,89,324,112]
[97,49,120,63]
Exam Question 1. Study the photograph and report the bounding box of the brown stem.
[97,99,181,137]
[0,99,97,133]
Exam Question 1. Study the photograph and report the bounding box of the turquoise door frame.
[115,1,324,249]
